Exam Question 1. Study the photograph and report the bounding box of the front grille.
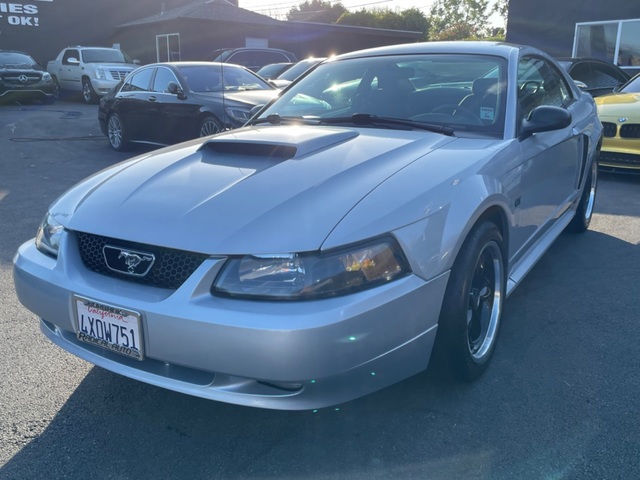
[2,72,42,86]
[601,122,617,138]
[599,151,640,168]
[620,124,640,139]
[108,69,131,81]
[76,232,209,290]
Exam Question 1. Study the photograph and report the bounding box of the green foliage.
[336,8,430,40]
[284,0,503,42]
[287,1,347,23]
[429,0,491,41]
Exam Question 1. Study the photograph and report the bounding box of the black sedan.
[557,57,631,97]
[0,49,57,105]
[98,62,278,151]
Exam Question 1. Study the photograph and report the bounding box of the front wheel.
[567,159,598,233]
[107,113,130,151]
[82,78,99,104]
[199,116,222,137]
[434,222,505,381]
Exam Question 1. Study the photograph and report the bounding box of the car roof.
[334,41,530,61]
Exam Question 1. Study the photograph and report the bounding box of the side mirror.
[67,57,80,65]
[520,105,572,139]
[133,59,141,65]
[574,80,588,91]
[249,104,264,117]
[167,81,186,100]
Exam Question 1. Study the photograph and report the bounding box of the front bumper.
[13,233,448,410]
[0,86,56,103]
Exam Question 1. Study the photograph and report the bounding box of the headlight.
[35,214,64,257]
[213,237,410,300]
[225,107,252,123]
[95,67,106,80]
[42,72,52,81]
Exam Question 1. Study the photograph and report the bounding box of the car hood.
[94,63,137,70]
[595,92,640,116]
[0,65,45,73]
[191,89,278,107]
[54,126,466,254]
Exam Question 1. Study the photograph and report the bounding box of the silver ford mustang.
[13,42,601,410]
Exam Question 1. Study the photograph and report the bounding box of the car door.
[114,67,156,142]
[57,49,81,91]
[512,56,584,252]
[149,66,197,144]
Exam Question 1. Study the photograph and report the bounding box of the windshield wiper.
[320,114,454,136]
[250,114,315,126]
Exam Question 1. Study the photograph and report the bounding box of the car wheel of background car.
[107,113,130,151]
[434,222,505,381]
[567,159,598,233]
[199,116,222,137]
[82,77,99,104]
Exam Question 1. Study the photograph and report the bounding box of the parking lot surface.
[1,101,640,480]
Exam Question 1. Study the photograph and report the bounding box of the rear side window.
[153,67,178,93]
[122,68,154,92]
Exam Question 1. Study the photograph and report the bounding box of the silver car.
[13,42,601,410]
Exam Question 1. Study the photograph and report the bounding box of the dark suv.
[0,50,57,104]
[204,47,297,72]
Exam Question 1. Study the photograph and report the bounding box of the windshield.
[177,64,273,93]
[255,54,507,135]
[620,74,640,93]
[81,49,132,64]
[278,58,325,81]
[0,52,37,68]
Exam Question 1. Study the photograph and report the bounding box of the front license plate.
[74,296,144,361]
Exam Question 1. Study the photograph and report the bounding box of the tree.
[336,8,430,41]
[287,1,347,24]
[429,0,491,41]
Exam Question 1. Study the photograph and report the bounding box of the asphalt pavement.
[1,100,639,480]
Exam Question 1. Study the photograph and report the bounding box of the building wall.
[506,0,640,58]
[0,0,194,64]
[111,19,421,65]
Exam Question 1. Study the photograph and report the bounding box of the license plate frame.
[74,295,144,361]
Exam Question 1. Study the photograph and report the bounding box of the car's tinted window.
[153,67,178,93]
[81,49,131,64]
[518,57,572,119]
[62,49,79,65]
[121,68,154,92]
[0,52,37,67]
[177,65,271,92]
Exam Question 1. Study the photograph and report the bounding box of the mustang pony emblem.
[103,245,156,277]
[118,251,154,274]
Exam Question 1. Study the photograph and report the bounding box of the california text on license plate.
[74,296,144,360]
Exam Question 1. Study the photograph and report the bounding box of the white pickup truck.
[47,46,139,104]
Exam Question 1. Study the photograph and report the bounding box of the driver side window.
[518,57,573,121]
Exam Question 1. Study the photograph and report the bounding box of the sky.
[237,0,503,27]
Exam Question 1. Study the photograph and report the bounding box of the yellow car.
[595,73,640,172]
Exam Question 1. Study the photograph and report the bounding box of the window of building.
[574,19,640,69]
[156,33,181,63]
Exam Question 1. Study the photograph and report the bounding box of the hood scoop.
[198,126,360,160]
[200,140,297,160]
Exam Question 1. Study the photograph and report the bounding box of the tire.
[567,159,598,233]
[434,222,505,381]
[199,115,222,137]
[82,77,99,104]
[107,113,131,151]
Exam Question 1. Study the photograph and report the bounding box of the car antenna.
[220,60,226,129]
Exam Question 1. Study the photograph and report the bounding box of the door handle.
[148,96,157,102]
